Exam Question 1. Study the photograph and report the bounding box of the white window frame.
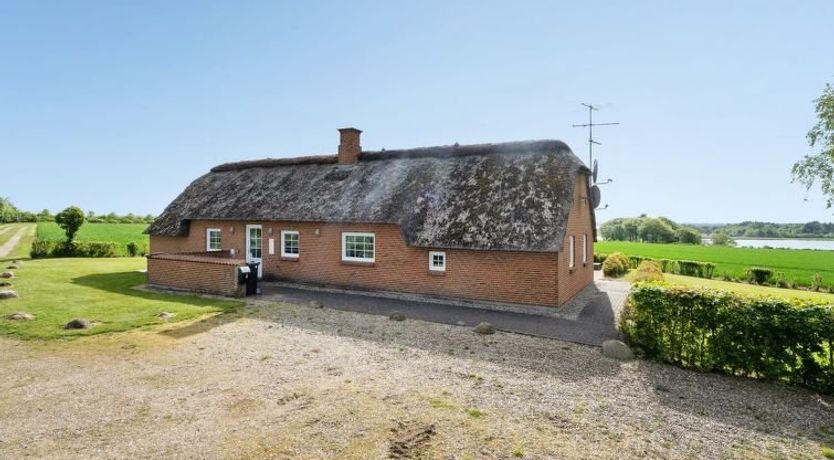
[429,251,446,272]
[280,230,300,258]
[206,228,222,252]
[582,234,588,263]
[341,232,375,263]
[569,235,576,269]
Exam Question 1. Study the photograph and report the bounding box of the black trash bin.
[245,262,260,296]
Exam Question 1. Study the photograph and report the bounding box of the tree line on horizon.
[600,215,705,244]
[0,197,154,224]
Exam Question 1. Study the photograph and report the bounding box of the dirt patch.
[388,422,436,458]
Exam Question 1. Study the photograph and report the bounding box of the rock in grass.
[0,281,12,287]
[473,322,495,335]
[0,290,19,300]
[308,300,324,309]
[6,311,34,320]
[157,312,176,320]
[64,318,93,330]
[602,340,635,361]
[7,265,19,270]
[389,311,406,321]
[0,272,13,279]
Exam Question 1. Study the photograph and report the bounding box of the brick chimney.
[337,127,362,164]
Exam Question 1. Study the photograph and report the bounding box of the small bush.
[677,260,715,279]
[774,272,790,288]
[659,259,676,273]
[602,252,629,278]
[126,242,139,257]
[632,260,664,282]
[813,273,824,292]
[594,253,608,264]
[628,256,643,269]
[746,267,774,285]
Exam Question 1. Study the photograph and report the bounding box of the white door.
[245,224,263,278]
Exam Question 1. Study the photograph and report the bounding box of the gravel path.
[0,225,30,258]
[1,300,832,459]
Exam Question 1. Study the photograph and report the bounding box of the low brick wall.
[147,252,247,297]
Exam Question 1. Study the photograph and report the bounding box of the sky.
[2,1,833,223]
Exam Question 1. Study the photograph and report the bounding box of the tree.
[677,226,702,244]
[638,218,676,243]
[793,83,834,209]
[55,206,85,243]
[711,231,736,247]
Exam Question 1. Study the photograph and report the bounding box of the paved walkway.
[258,275,629,346]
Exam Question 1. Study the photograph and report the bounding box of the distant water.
[703,238,834,251]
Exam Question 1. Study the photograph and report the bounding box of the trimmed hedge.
[676,260,715,279]
[747,267,774,285]
[602,252,629,277]
[31,240,118,258]
[622,283,834,394]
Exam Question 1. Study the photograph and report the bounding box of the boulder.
[308,300,324,309]
[602,340,635,361]
[389,311,406,321]
[64,318,93,330]
[6,312,34,321]
[157,312,176,320]
[473,322,495,335]
[0,272,13,279]
[0,281,12,287]
[7,265,19,270]
[0,290,19,300]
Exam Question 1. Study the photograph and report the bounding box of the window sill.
[341,260,375,267]
[428,270,446,276]
[280,256,299,262]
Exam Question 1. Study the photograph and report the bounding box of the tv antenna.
[572,103,619,169]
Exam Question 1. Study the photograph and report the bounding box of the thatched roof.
[148,140,591,252]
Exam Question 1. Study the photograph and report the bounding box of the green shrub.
[813,273,825,292]
[628,256,643,269]
[594,253,608,264]
[677,260,715,279]
[632,260,664,282]
[30,240,118,258]
[659,259,676,273]
[602,252,629,278]
[774,272,790,288]
[126,242,139,257]
[622,284,834,394]
[746,267,774,285]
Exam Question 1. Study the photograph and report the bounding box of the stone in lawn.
[473,322,495,335]
[157,312,176,320]
[602,340,635,361]
[308,300,324,309]
[6,311,34,321]
[7,265,19,270]
[0,281,12,287]
[0,272,13,279]
[389,311,406,321]
[64,318,93,330]
[0,290,19,300]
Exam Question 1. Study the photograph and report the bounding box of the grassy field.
[627,271,834,303]
[36,222,149,256]
[597,241,834,288]
[0,257,241,339]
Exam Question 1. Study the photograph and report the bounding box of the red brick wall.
[149,177,595,307]
[557,175,595,305]
[147,254,245,297]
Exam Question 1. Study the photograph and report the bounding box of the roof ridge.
[210,139,570,172]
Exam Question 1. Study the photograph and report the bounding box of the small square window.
[429,251,446,272]
[281,230,299,258]
[342,232,375,262]
[206,228,222,251]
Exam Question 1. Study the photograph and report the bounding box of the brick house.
[146,128,596,306]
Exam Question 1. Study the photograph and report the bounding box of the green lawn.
[36,222,149,256]
[597,241,834,289]
[0,257,242,340]
[631,272,834,304]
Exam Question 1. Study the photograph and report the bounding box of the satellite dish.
[590,185,601,209]
[592,160,598,183]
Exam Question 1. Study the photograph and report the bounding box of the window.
[281,230,299,258]
[206,228,221,251]
[342,232,375,262]
[569,235,576,269]
[429,251,446,272]
[582,234,588,263]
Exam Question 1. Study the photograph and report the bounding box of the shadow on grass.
[71,271,243,338]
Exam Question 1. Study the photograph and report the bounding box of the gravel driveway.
[1,299,832,459]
